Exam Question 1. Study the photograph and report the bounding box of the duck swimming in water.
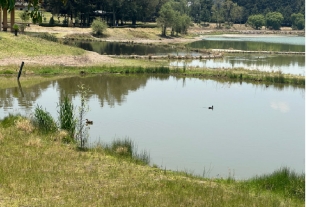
[86,119,93,125]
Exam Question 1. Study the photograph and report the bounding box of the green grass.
[0,32,85,58]
[243,167,305,201]
[0,115,304,206]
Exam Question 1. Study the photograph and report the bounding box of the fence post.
[17,61,24,80]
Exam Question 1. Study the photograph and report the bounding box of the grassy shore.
[0,27,305,88]
[0,115,305,206]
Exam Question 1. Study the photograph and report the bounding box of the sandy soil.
[0,51,118,67]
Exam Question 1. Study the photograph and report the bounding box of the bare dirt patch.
[0,51,119,67]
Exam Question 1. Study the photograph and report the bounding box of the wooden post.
[17,62,24,80]
[10,8,15,31]
[3,8,7,31]
[0,7,2,31]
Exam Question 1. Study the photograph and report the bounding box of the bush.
[266,12,283,30]
[19,11,30,23]
[49,16,55,26]
[91,18,107,36]
[36,32,58,42]
[33,105,57,134]
[62,18,68,26]
[247,14,265,30]
[58,95,76,141]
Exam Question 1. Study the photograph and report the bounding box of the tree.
[91,17,107,35]
[156,2,175,36]
[291,13,304,30]
[265,12,283,30]
[247,14,265,29]
[0,0,67,23]
[212,0,224,28]
[199,0,213,24]
[231,4,243,26]
[171,11,191,36]
[222,0,234,26]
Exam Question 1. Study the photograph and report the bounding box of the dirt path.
[0,51,118,67]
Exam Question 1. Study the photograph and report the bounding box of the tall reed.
[102,138,150,165]
[58,95,76,142]
[32,105,57,134]
[75,84,90,149]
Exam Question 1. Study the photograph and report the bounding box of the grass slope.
[0,115,305,206]
[0,32,85,58]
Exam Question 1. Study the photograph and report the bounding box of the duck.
[86,119,93,125]
[208,105,213,110]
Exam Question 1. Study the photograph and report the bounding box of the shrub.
[266,12,283,30]
[103,138,150,165]
[32,105,57,134]
[58,95,76,141]
[36,33,58,42]
[49,16,55,26]
[91,18,107,36]
[62,18,68,26]
[19,11,30,23]
[247,14,265,30]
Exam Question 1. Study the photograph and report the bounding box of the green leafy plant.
[13,24,19,31]
[76,84,90,148]
[58,95,76,142]
[91,18,107,36]
[103,138,150,165]
[32,105,57,134]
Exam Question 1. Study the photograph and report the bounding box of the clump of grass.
[0,130,4,143]
[0,113,23,128]
[0,70,14,75]
[35,32,58,42]
[58,95,76,142]
[244,167,305,201]
[25,137,42,147]
[32,105,57,134]
[103,138,150,165]
[76,84,90,149]
[15,118,34,133]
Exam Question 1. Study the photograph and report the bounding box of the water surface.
[0,75,304,179]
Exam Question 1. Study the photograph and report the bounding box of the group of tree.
[247,12,305,30]
[0,0,305,31]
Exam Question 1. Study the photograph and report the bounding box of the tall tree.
[265,12,283,30]
[156,1,175,36]
[212,0,224,28]
[247,14,265,29]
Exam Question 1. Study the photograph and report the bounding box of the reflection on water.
[170,54,305,75]
[67,37,305,75]
[202,35,305,45]
[0,75,305,179]
[189,37,305,52]
[67,41,176,55]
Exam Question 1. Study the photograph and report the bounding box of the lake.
[0,75,305,180]
[66,35,305,75]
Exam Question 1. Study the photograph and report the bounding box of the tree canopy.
[247,14,265,29]
[0,0,305,29]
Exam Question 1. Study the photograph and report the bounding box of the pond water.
[0,75,305,180]
[66,35,305,75]
[170,54,305,75]
[189,35,305,52]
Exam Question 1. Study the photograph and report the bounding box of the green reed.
[243,167,305,201]
[32,105,57,134]
[57,95,76,142]
[102,138,150,165]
